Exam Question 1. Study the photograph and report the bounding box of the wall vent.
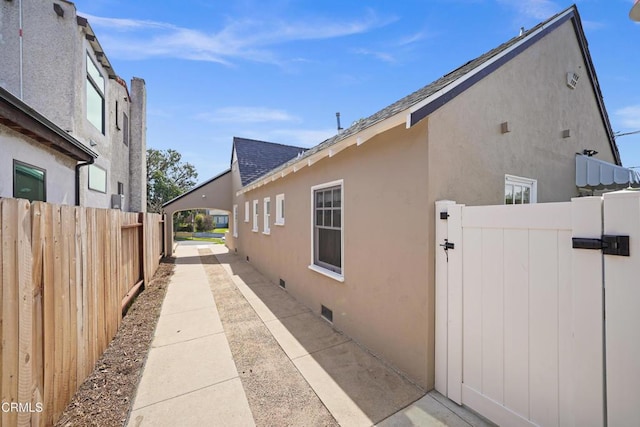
[567,72,579,89]
[246,255,250,262]
[279,279,286,289]
[321,305,333,323]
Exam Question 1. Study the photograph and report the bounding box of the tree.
[147,148,198,213]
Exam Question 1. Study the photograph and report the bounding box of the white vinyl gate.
[435,191,640,427]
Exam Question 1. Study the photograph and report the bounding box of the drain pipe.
[19,0,24,99]
[75,159,94,206]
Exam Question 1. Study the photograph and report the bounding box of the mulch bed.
[55,258,175,427]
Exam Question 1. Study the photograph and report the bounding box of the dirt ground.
[55,258,175,427]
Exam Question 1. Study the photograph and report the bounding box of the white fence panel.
[436,198,604,427]
[603,191,640,426]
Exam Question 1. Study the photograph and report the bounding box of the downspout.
[75,159,94,206]
[19,0,24,99]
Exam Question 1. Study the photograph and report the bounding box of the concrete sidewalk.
[127,244,492,427]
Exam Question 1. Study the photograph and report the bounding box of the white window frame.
[309,179,344,282]
[86,53,105,134]
[275,193,285,225]
[252,200,259,232]
[505,174,537,205]
[244,201,250,222]
[232,204,238,238]
[263,197,271,235]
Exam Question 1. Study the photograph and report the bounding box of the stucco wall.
[426,19,615,209]
[231,121,432,388]
[164,171,233,253]
[0,0,146,212]
[0,125,76,204]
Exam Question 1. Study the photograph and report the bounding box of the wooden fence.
[0,198,165,426]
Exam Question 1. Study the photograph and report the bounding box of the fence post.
[138,212,146,287]
[434,200,456,397]
[602,190,640,425]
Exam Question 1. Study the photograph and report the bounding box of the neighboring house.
[0,0,146,211]
[0,86,97,203]
[164,6,636,390]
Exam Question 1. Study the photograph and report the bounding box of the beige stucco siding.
[427,19,615,208]
[232,120,432,387]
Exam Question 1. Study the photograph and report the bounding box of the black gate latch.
[572,235,630,256]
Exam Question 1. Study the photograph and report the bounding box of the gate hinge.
[572,235,630,256]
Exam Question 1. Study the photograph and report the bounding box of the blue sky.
[73,0,640,183]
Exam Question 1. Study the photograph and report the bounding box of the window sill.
[252,228,258,233]
[308,264,344,282]
[262,231,271,235]
[275,221,285,226]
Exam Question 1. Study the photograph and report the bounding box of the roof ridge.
[233,136,308,151]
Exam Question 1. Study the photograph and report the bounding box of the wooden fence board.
[0,200,164,425]
[2,199,20,427]
[16,199,33,427]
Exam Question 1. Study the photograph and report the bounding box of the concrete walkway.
[127,244,493,427]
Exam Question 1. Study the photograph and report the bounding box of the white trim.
[275,193,285,225]
[408,8,575,116]
[244,201,249,222]
[252,199,259,232]
[308,264,345,283]
[232,204,238,238]
[504,174,538,204]
[236,9,576,198]
[310,179,344,280]
[263,197,271,235]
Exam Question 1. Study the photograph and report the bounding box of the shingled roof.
[233,137,307,186]
[238,5,620,193]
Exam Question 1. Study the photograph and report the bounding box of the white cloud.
[616,105,640,129]
[353,48,396,63]
[80,10,394,65]
[497,0,560,21]
[197,107,298,124]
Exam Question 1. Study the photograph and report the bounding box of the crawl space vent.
[321,305,333,323]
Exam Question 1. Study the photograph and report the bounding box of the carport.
[162,169,232,255]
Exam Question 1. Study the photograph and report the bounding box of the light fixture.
[89,139,97,147]
[562,129,571,138]
[500,122,510,134]
[583,149,598,157]
[202,194,206,198]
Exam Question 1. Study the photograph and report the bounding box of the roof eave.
[0,87,97,162]
[236,111,409,196]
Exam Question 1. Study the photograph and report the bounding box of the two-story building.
[0,0,146,211]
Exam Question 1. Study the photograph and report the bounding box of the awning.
[576,154,640,189]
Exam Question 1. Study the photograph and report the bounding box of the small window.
[244,201,250,222]
[88,164,107,193]
[115,101,120,130]
[505,175,537,205]
[263,197,271,235]
[252,200,259,232]
[86,54,105,134]
[117,181,124,195]
[275,193,285,225]
[13,160,46,202]
[233,205,238,238]
[123,112,129,146]
[309,180,344,281]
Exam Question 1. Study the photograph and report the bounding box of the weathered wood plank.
[16,199,33,427]
[41,203,55,427]
[2,199,20,427]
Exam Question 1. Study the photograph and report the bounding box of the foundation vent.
[279,279,286,289]
[321,305,333,323]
